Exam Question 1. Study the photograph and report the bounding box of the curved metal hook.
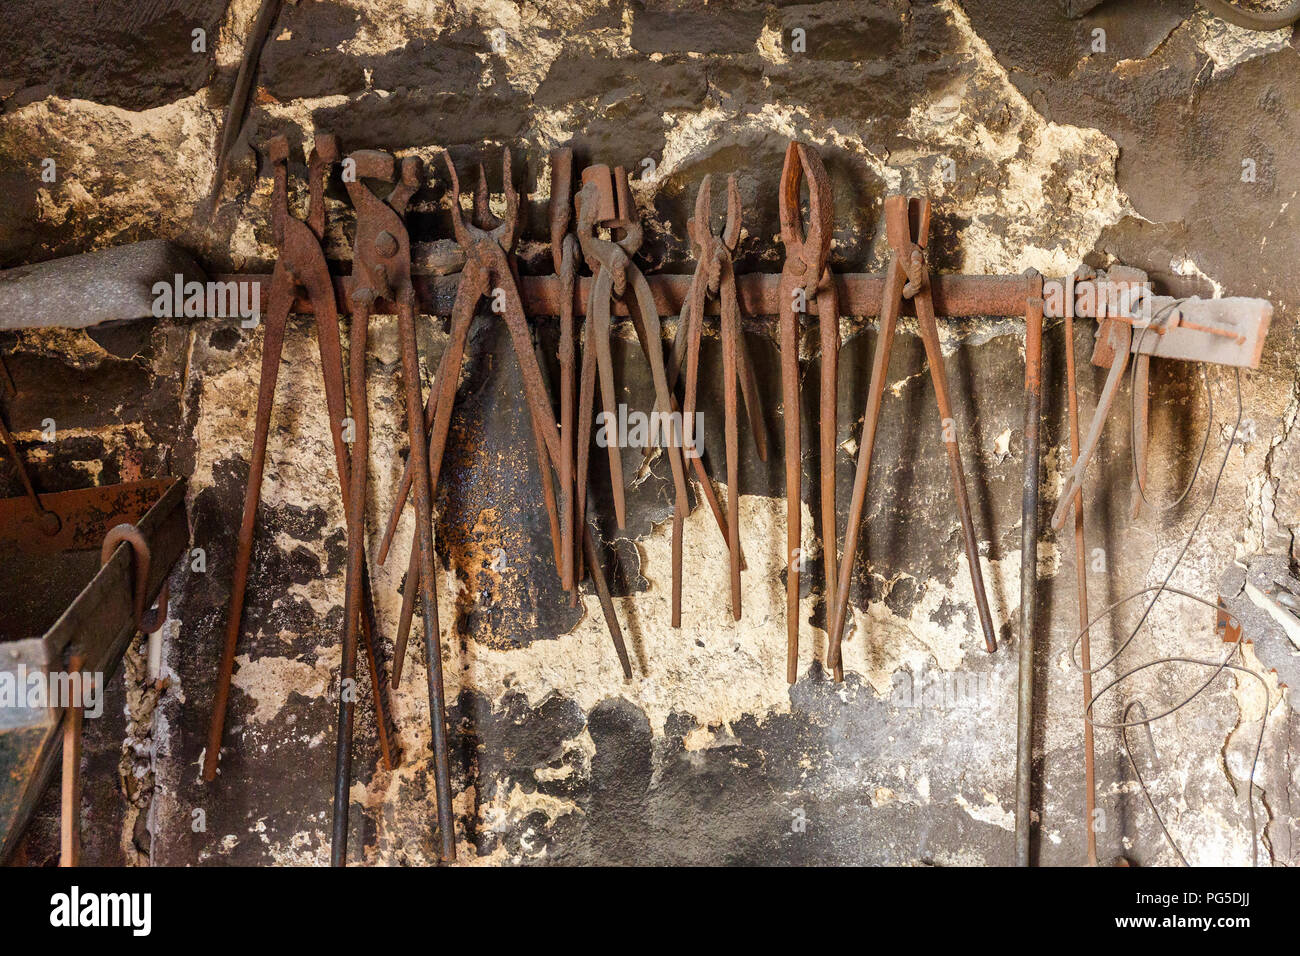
[101,523,161,633]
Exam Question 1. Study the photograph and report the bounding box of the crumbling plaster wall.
[1,0,1298,865]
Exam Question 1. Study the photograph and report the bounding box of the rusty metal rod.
[819,282,841,682]
[332,300,369,866]
[827,257,905,666]
[779,285,801,678]
[59,653,85,868]
[204,273,293,784]
[221,272,1119,321]
[1015,289,1043,867]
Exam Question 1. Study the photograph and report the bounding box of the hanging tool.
[411,146,563,582]
[375,152,635,680]
[577,164,740,621]
[828,194,998,666]
[1015,279,1043,867]
[776,141,838,683]
[202,135,398,868]
[376,149,563,609]
[372,148,605,849]
[552,149,581,598]
[374,148,562,657]
[667,174,767,621]
[204,0,287,215]
[540,158,634,673]
[343,147,458,863]
[573,163,695,627]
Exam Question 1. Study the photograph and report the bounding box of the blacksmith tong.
[203,135,398,862]
[668,174,767,621]
[828,194,997,668]
[777,141,839,683]
[378,149,565,686]
[344,147,457,863]
[547,151,634,674]
[574,163,735,629]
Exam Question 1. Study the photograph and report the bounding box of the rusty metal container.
[0,477,187,860]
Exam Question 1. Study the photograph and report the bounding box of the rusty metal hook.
[101,522,165,632]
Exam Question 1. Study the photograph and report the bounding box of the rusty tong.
[202,134,399,865]
[376,148,572,681]
[546,152,635,674]
[343,147,457,864]
[828,194,997,670]
[573,163,740,629]
[777,142,839,683]
[667,174,767,621]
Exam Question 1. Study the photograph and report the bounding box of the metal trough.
[0,477,187,861]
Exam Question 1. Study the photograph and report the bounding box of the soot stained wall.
[2,0,1298,866]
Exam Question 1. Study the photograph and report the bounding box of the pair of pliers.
[545,153,635,675]
[573,164,697,628]
[202,135,400,865]
[667,175,768,621]
[828,194,997,672]
[377,149,561,663]
[344,147,457,864]
[777,141,839,683]
[381,148,566,666]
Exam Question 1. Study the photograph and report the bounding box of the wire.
[1121,701,1189,866]
[1067,342,1271,865]
[1130,300,1213,514]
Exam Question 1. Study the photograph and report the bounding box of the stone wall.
[2,0,1298,865]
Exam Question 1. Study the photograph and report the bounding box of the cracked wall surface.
[2,0,1298,866]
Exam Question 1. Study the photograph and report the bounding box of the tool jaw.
[883,194,931,298]
[686,174,713,259]
[267,133,340,290]
[268,135,292,252]
[549,148,576,274]
[576,181,628,295]
[721,175,741,252]
[345,149,418,304]
[778,141,833,299]
[580,164,644,256]
[445,147,519,252]
[576,165,645,298]
[306,134,340,243]
[387,156,423,218]
[688,174,743,298]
